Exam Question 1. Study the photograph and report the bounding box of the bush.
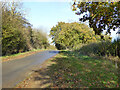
[78,40,120,58]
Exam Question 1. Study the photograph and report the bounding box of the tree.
[2,2,29,55]
[50,22,101,50]
[72,1,120,37]
[2,1,50,56]
[31,28,50,49]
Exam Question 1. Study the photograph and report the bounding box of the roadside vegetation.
[48,21,120,88]
[50,22,112,50]
[2,49,45,62]
[78,39,120,60]
[71,1,120,59]
[50,1,120,60]
[50,21,120,60]
[48,51,119,88]
[2,2,50,56]
[2,1,120,88]
[17,51,119,88]
[48,1,120,88]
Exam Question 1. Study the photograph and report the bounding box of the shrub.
[78,40,120,58]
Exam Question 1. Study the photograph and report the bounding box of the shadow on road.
[48,51,59,53]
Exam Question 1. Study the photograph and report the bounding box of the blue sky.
[23,2,80,35]
[23,2,118,41]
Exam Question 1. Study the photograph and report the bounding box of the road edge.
[15,53,58,88]
[2,50,45,62]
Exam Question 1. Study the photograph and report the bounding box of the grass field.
[46,51,119,88]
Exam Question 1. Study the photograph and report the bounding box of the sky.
[23,2,80,35]
[22,1,118,42]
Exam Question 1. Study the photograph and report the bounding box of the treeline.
[78,39,120,58]
[2,2,49,56]
[50,22,120,58]
[50,22,111,50]
[71,1,120,59]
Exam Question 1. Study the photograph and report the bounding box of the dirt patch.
[15,55,57,88]
[2,50,44,62]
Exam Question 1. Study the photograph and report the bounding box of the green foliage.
[47,45,57,50]
[2,2,49,56]
[72,1,120,36]
[50,22,101,50]
[31,29,50,49]
[78,39,120,58]
[2,2,29,55]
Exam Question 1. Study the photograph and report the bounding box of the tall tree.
[31,28,50,49]
[50,22,102,50]
[2,2,32,55]
[2,1,50,56]
[72,1,120,37]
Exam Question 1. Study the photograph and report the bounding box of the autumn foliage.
[50,22,103,50]
[2,2,49,56]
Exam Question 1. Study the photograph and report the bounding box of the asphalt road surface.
[2,50,59,88]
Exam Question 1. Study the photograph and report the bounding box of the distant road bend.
[2,50,59,88]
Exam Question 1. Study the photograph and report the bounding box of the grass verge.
[16,51,120,88]
[1,49,46,62]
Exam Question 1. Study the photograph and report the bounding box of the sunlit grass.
[48,51,119,88]
[1,49,45,59]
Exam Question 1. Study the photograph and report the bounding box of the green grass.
[47,51,119,88]
[1,49,46,59]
